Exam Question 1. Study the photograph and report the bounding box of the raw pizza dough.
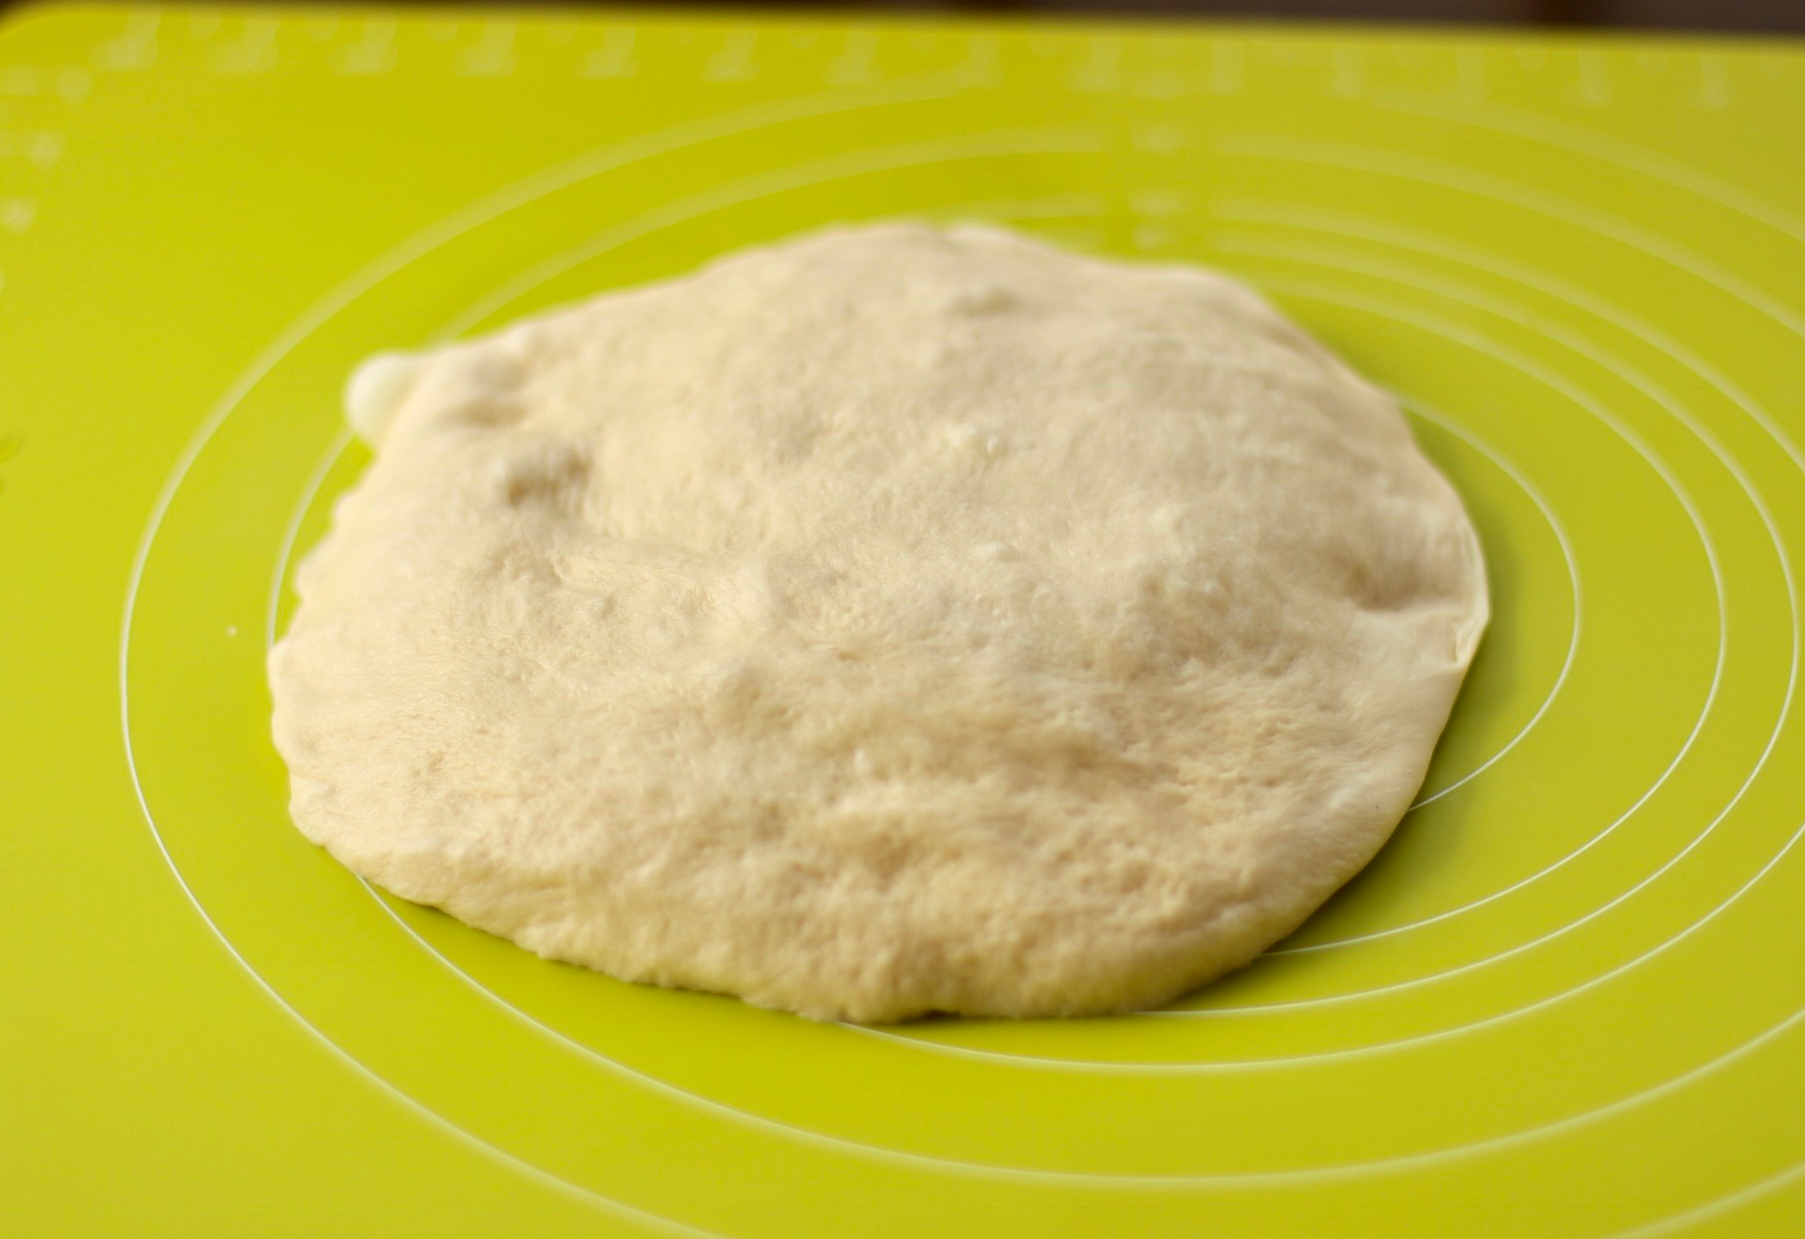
[269,222,1488,1023]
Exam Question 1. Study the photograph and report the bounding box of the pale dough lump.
[269,222,1488,1022]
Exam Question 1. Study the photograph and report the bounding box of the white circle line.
[1208,194,1805,511]
[846,973,1805,1186]
[1400,397,1579,810]
[1378,85,1805,278]
[1604,1150,1805,1239]
[116,783,722,1233]
[264,424,355,649]
[112,784,720,1236]
[1212,129,1805,477]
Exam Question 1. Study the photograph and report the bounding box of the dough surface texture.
[269,223,1488,1022]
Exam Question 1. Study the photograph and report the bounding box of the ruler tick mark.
[1209,44,1241,96]
[1576,52,1612,106]
[1699,55,1730,109]
[97,13,160,72]
[0,197,36,232]
[1071,40,1123,93]
[55,67,93,103]
[827,31,881,87]
[582,28,638,80]
[1137,68,1185,101]
[0,129,63,167]
[1132,220,1175,251]
[214,17,279,75]
[959,33,1001,88]
[1129,188,1188,218]
[457,21,518,79]
[1455,48,1485,103]
[703,30,759,84]
[1132,123,1185,155]
[334,19,398,76]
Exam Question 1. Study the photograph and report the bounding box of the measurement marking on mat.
[96,12,161,72]
[703,30,759,83]
[0,197,35,232]
[1128,188,1188,218]
[214,17,279,75]
[0,130,62,167]
[1576,52,1612,105]
[55,68,92,102]
[582,28,637,80]
[1455,48,1485,102]
[1699,55,1730,109]
[960,33,1002,88]
[827,30,881,86]
[1132,123,1185,155]
[1136,67,1185,100]
[335,20,398,76]
[457,21,518,78]
[1132,220,1175,251]
[1330,47,1364,98]
[1209,44,1241,95]
[1071,40,1123,93]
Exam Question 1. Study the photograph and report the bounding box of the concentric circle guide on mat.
[3,7,1802,1238]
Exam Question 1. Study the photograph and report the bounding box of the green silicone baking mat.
[5,3,1805,1235]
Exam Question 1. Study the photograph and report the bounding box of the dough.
[269,223,1487,1023]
